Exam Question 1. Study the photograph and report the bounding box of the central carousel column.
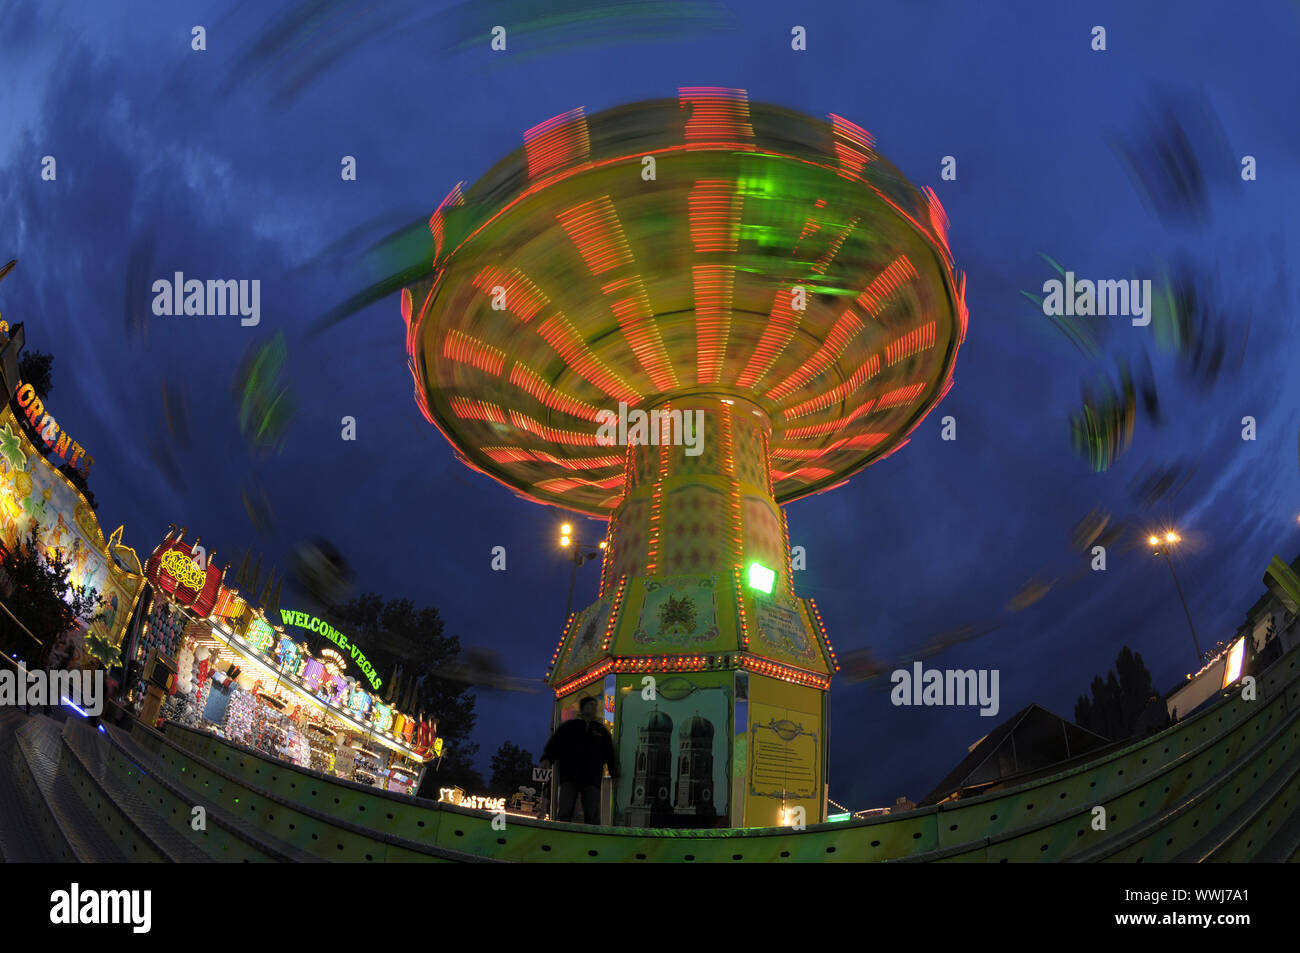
[600,393,792,606]
[583,393,804,830]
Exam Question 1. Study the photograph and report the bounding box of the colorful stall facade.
[0,400,144,667]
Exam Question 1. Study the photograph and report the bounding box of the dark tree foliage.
[58,463,97,510]
[0,529,103,659]
[329,592,484,792]
[488,740,536,797]
[1074,645,1165,740]
[18,350,53,400]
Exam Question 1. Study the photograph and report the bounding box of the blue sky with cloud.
[1,0,1297,807]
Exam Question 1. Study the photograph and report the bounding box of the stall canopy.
[921,703,1113,805]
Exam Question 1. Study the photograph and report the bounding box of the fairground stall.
[132,525,439,791]
[0,373,146,674]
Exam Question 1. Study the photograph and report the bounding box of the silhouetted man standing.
[540,695,618,824]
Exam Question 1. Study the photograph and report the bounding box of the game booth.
[130,525,439,792]
[0,382,146,677]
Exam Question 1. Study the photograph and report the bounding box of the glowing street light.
[1149,528,1203,666]
[559,523,604,630]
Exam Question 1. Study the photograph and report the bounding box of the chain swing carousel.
[402,88,966,828]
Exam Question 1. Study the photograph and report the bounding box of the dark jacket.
[541,717,618,787]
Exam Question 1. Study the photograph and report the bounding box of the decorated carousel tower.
[403,88,967,827]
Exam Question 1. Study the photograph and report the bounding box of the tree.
[0,529,103,659]
[58,463,97,510]
[488,741,535,797]
[18,350,53,400]
[329,592,484,791]
[1074,645,1162,740]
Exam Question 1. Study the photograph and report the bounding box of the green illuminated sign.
[246,617,275,653]
[747,562,776,595]
[280,609,382,691]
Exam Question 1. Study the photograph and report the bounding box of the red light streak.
[450,397,508,425]
[688,179,741,253]
[829,114,876,179]
[508,362,603,422]
[736,287,800,389]
[427,182,465,263]
[535,312,641,403]
[874,381,926,411]
[603,275,678,391]
[693,265,734,384]
[508,409,600,446]
[557,195,633,276]
[855,255,917,317]
[471,265,550,323]
[443,329,505,376]
[784,355,881,419]
[766,306,865,401]
[679,87,754,140]
[525,107,591,180]
[885,320,937,366]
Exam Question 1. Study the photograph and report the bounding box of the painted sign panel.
[616,672,730,828]
[753,597,819,667]
[748,702,819,799]
[631,575,721,649]
[554,598,611,682]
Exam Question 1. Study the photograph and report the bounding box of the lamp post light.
[1148,531,1204,666]
[559,524,607,630]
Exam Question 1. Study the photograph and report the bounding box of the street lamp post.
[552,524,607,823]
[1149,531,1204,667]
[558,523,606,629]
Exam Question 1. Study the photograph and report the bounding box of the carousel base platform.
[3,641,1300,863]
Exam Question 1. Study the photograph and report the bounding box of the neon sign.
[439,789,504,812]
[1222,637,1246,688]
[280,609,381,690]
[14,382,94,475]
[161,549,206,591]
[246,617,275,653]
[320,647,347,677]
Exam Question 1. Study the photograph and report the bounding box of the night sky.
[1,0,1297,811]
